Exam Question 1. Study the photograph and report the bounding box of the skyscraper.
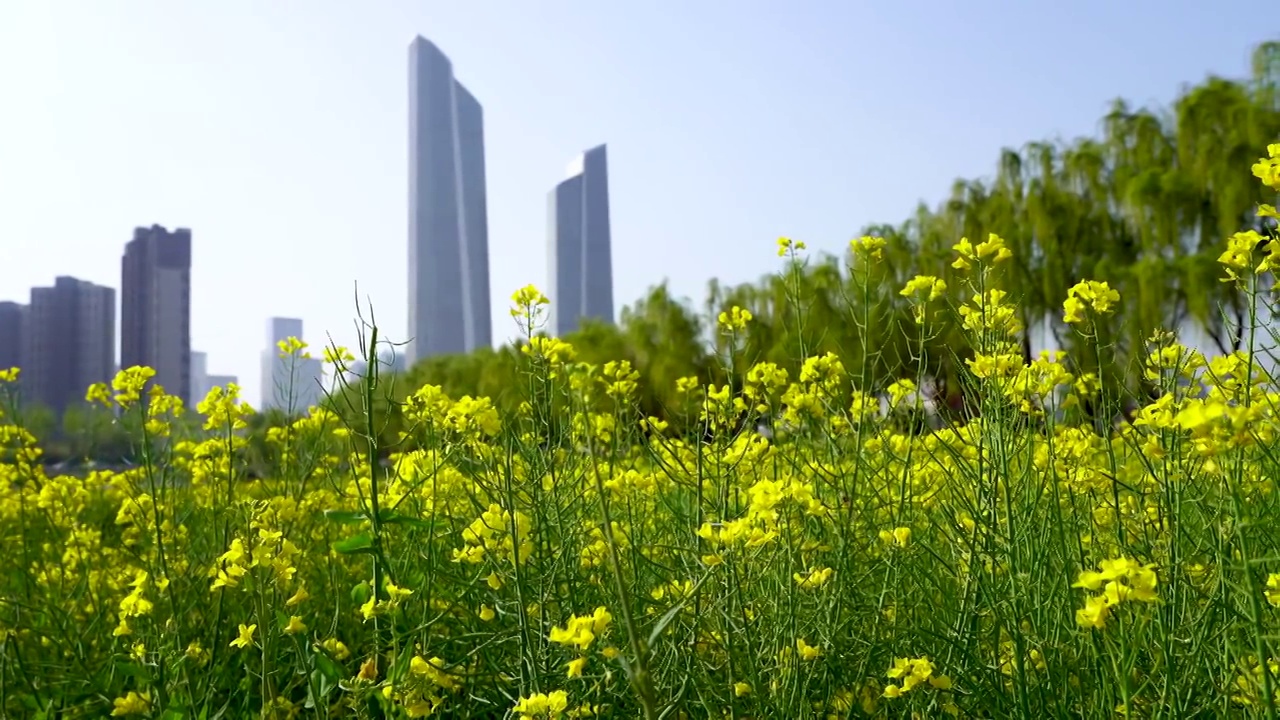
[547,144,615,337]
[261,317,324,413]
[22,277,115,415]
[408,35,492,364]
[122,225,192,403]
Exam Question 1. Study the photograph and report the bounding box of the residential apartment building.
[121,225,192,403]
[21,277,115,415]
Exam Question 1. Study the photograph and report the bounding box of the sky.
[0,1,1274,406]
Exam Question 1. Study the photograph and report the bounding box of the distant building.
[122,225,192,403]
[22,277,115,416]
[190,351,240,406]
[548,144,615,336]
[206,374,238,392]
[191,351,208,403]
[0,301,25,375]
[344,359,368,383]
[379,348,407,374]
[260,317,324,413]
[407,35,492,364]
[338,349,403,384]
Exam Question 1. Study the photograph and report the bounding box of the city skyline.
[1,3,1271,408]
[3,9,1272,412]
[547,144,615,337]
[407,35,492,364]
[121,225,192,403]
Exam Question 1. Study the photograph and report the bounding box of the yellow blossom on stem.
[879,527,911,548]
[718,305,753,332]
[1063,280,1119,325]
[111,691,151,716]
[1252,143,1280,190]
[777,236,807,257]
[851,235,887,261]
[1073,557,1159,630]
[511,284,550,320]
[230,623,257,649]
[513,689,570,720]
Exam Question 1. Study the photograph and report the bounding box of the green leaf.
[645,601,687,656]
[313,649,344,683]
[645,571,713,655]
[332,533,376,555]
[310,667,335,706]
[390,642,414,680]
[323,509,368,524]
[377,512,437,530]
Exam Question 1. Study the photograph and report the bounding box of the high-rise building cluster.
[407,36,616,365]
[0,225,237,422]
[0,220,340,425]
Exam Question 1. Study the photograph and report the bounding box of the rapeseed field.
[2,144,1280,718]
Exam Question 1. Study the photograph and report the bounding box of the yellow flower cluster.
[952,232,1011,271]
[1062,279,1119,325]
[776,236,806,257]
[850,234,887,261]
[549,606,613,652]
[513,690,570,720]
[1073,557,1160,630]
[1252,143,1280,190]
[717,305,753,332]
[883,656,953,698]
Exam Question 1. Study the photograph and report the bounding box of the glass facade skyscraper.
[408,36,492,364]
[547,144,615,337]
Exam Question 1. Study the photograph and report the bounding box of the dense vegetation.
[3,41,1280,720]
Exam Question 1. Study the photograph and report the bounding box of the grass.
[2,146,1280,719]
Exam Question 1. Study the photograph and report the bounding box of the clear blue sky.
[0,1,1273,405]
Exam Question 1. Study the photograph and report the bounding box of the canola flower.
[1072,557,1160,630]
[1063,279,1120,325]
[2,143,1280,718]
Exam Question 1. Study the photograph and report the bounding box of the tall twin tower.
[407,36,614,365]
